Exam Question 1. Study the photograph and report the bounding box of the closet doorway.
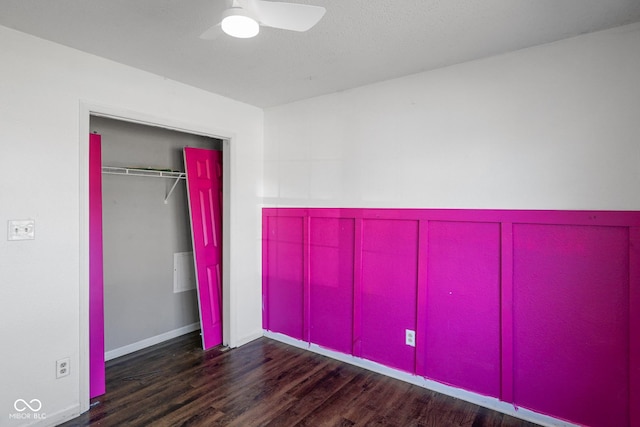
[89,116,223,397]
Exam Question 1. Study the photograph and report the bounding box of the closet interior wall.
[91,116,222,354]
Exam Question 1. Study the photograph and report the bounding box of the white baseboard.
[20,403,80,427]
[263,331,578,427]
[106,323,201,361]
[232,330,263,348]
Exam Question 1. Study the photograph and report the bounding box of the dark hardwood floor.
[61,332,539,427]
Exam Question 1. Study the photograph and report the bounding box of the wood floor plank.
[295,370,391,427]
[60,332,540,427]
[263,364,358,426]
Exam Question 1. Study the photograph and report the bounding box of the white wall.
[0,25,263,426]
[2,17,639,427]
[264,23,640,210]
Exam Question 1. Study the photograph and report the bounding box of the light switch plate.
[8,220,35,241]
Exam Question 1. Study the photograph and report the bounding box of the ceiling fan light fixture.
[221,8,260,38]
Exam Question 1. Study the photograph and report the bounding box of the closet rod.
[101,166,186,204]
[102,166,185,179]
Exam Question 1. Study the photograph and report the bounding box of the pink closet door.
[89,133,105,398]
[184,147,223,349]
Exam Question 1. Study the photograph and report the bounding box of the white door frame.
[78,102,234,413]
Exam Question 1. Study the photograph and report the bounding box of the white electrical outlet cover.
[405,329,416,347]
[56,357,70,379]
[8,220,35,241]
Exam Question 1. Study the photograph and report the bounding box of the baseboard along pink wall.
[262,208,640,427]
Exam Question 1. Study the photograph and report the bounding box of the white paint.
[0,24,263,426]
[0,1,639,107]
[2,18,639,427]
[264,23,640,211]
[264,331,579,427]
[173,252,196,293]
[105,323,201,362]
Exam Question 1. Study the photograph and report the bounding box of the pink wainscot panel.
[309,217,355,354]
[359,218,418,373]
[262,207,640,427]
[631,227,640,427]
[513,224,630,427]
[421,221,501,398]
[264,215,305,340]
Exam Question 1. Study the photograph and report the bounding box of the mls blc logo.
[14,399,41,412]
[9,399,46,420]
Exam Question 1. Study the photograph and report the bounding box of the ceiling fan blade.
[200,23,223,40]
[253,0,326,32]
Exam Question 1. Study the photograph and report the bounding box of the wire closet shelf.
[102,166,186,204]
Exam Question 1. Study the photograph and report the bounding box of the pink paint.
[303,217,310,342]
[352,219,364,356]
[414,220,429,376]
[309,217,354,354]
[262,208,640,427]
[184,148,223,349]
[512,224,630,427]
[499,222,514,403]
[421,221,501,397]
[263,215,305,339]
[89,133,105,398]
[360,219,418,372]
[631,227,640,427]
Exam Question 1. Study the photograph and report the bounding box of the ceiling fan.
[200,0,326,39]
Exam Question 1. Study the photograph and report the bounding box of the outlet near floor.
[405,329,416,347]
[56,358,70,378]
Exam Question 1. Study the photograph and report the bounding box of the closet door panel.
[89,133,105,397]
[184,147,223,349]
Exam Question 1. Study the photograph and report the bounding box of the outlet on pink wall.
[359,219,418,372]
[262,208,640,427]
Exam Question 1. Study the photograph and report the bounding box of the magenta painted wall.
[263,215,305,340]
[422,221,501,397]
[512,224,630,427]
[309,217,354,354]
[359,219,418,372]
[263,208,640,427]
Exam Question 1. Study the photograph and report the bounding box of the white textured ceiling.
[1,0,640,108]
